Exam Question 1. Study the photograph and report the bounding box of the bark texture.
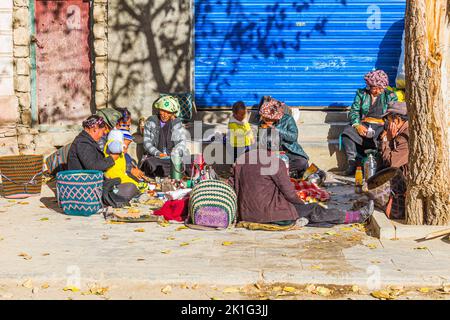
[405,0,450,225]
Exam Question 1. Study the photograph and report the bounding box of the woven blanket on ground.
[291,179,330,202]
[0,155,43,199]
[44,144,71,176]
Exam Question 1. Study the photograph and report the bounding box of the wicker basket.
[0,155,44,199]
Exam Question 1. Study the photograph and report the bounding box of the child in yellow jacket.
[228,101,254,162]
[103,129,140,188]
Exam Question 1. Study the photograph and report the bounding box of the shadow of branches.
[108,0,192,120]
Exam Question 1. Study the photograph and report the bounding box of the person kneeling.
[229,148,374,227]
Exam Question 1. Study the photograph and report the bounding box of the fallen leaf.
[166,237,176,240]
[210,296,224,300]
[176,226,188,231]
[8,200,16,203]
[180,284,189,289]
[180,242,190,247]
[414,246,428,250]
[18,252,32,260]
[315,286,332,297]
[437,286,450,294]
[370,260,381,264]
[134,228,145,233]
[39,217,49,221]
[325,230,337,236]
[371,290,395,300]
[191,238,202,242]
[161,285,172,294]
[310,264,323,270]
[160,250,171,254]
[22,279,33,289]
[42,253,50,256]
[282,286,297,293]
[366,243,378,249]
[41,283,50,289]
[39,205,46,208]
[352,285,360,293]
[18,201,29,205]
[222,241,233,246]
[137,258,145,261]
[418,287,430,294]
[223,287,240,294]
[63,286,80,292]
[158,220,170,227]
[84,284,109,296]
[191,284,199,290]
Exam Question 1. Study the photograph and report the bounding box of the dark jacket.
[273,114,309,160]
[67,131,114,171]
[229,149,301,223]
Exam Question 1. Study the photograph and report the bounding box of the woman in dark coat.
[258,98,309,178]
[229,148,374,227]
[67,115,139,202]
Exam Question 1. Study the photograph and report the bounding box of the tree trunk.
[404,0,450,225]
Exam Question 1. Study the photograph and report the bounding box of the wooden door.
[35,0,92,125]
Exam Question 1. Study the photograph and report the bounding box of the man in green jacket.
[341,70,398,176]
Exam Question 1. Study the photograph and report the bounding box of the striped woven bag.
[56,170,104,216]
[0,155,44,199]
[189,179,237,229]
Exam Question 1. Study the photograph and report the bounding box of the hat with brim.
[96,108,123,129]
[382,102,407,118]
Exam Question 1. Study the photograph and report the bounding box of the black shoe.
[343,161,357,176]
[358,200,375,223]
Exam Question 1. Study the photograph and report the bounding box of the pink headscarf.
[259,99,285,121]
[364,70,389,89]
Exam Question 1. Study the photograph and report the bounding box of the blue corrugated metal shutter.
[194,0,406,108]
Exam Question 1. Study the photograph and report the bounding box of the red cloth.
[291,179,330,202]
[154,197,189,222]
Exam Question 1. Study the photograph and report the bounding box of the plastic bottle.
[355,166,363,194]
[364,150,377,181]
[366,125,375,139]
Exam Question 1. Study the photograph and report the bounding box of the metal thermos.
[170,154,183,181]
[364,150,377,181]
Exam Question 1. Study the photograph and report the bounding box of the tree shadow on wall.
[108,0,192,120]
[109,0,350,115]
[195,0,349,107]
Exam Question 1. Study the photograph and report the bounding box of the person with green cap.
[95,108,123,150]
[140,96,189,177]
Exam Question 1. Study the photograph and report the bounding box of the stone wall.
[93,0,108,110]
[0,0,19,155]
[108,0,192,120]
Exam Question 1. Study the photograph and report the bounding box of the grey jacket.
[143,115,188,158]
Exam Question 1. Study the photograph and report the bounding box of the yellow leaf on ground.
[161,285,172,294]
[352,285,360,293]
[18,252,32,260]
[39,218,49,221]
[180,242,190,247]
[161,250,171,254]
[134,228,145,233]
[166,237,176,240]
[42,253,50,256]
[41,283,50,289]
[282,286,297,293]
[414,246,428,250]
[210,296,224,300]
[305,284,316,293]
[222,241,233,246]
[176,226,188,231]
[158,221,170,227]
[418,287,430,293]
[366,243,378,249]
[223,287,240,294]
[371,290,395,300]
[325,230,337,236]
[315,286,332,297]
[87,285,109,296]
[310,264,323,270]
[18,201,29,205]
[63,286,80,292]
[191,238,202,242]
[22,279,33,289]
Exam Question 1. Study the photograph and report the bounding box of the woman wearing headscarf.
[258,98,309,177]
[95,108,123,150]
[341,70,398,176]
[140,96,189,177]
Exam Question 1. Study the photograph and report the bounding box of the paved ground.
[0,173,449,300]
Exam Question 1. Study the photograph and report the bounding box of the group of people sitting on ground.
[58,68,409,228]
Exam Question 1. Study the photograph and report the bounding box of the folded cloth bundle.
[154,197,189,222]
[291,179,330,202]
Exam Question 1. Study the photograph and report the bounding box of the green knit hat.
[96,108,122,129]
[153,96,180,116]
